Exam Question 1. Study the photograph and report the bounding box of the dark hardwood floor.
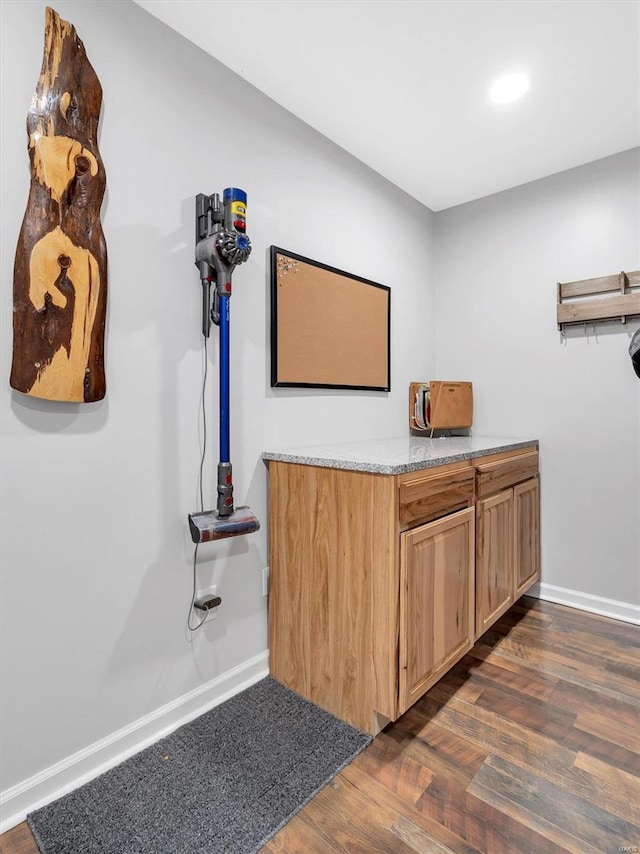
[2,596,639,854]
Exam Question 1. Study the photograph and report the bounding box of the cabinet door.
[514,477,540,598]
[475,488,515,639]
[398,507,475,716]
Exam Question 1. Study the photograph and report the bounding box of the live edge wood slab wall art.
[10,7,107,402]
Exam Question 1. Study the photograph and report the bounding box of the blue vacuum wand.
[188,188,260,544]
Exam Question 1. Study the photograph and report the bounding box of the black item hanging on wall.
[630,329,640,378]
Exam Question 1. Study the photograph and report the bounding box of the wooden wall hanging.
[557,270,640,332]
[10,7,107,402]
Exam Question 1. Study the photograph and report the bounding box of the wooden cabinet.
[399,466,474,526]
[399,508,475,716]
[476,450,539,499]
[514,477,540,598]
[267,443,539,735]
[474,451,540,640]
[268,462,399,732]
[476,489,515,637]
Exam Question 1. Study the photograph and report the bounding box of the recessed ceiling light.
[489,72,529,105]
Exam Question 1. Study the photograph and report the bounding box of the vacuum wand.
[189,188,259,544]
[217,292,232,515]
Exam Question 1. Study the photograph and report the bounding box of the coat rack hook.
[557,269,639,329]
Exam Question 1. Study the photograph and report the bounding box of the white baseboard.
[0,650,269,834]
[529,582,640,625]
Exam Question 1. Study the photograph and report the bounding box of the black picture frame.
[270,246,391,391]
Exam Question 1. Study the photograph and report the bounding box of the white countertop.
[262,435,538,475]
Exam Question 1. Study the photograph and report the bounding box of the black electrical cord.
[187,543,206,632]
[187,336,209,633]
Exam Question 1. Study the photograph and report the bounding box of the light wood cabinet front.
[476,489,515,638]
[267,443,539,735]
[268,461,398,733]
[398,507,475,716]
[473,448,541,639]
[476,451,539,498]
[399,465,474,527]
[514,477,540,598]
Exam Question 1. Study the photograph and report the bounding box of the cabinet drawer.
[399,467,475,526]
[476,451,539,498]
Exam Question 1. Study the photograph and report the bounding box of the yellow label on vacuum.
[231,201,246,217]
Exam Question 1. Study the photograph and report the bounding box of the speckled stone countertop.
[262,436,538,475]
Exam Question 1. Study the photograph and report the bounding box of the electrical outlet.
[262,566,269,597]
[194,585,219,620]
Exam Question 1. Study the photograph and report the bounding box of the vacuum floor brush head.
[189,506,260,544]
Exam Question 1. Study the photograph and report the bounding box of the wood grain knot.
[57,254,71,269]
[75,155,90,175]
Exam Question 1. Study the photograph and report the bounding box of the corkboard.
[270,247,390,390]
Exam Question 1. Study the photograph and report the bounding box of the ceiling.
[134,0,640,211]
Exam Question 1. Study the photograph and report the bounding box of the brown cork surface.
[272,249,390,390]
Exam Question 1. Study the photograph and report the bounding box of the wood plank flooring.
[2,597,638,854]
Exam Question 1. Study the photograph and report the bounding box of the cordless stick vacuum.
[188,188,260,543]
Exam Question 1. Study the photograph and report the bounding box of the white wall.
[3,0,639,829]
[435,149,640,612]
[0,0,435,814]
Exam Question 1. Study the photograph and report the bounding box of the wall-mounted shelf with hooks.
[557,270,640,331]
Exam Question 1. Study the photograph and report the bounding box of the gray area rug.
[28,677,371,854]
